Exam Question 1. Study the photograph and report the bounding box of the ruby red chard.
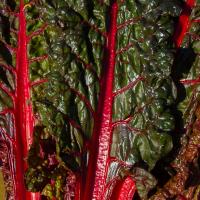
[150,0,200,198]
[0,0,47,199]
[21,0,182,199]
[2,0,197,200]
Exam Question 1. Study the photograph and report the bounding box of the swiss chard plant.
[0,0,46,199]
[0,0,199,200]
[151,0,200,199]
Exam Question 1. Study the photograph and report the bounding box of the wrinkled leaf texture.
[0,0,187,199]
[25,0,181,199]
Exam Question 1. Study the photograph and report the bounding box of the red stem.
[83,1,118,199]
[14,1,40,199]
[180,77,200,85]
[29,55,48,64]
[31,78,48,88]
[0,82,15,101]
[0,108,13,115]
[192,19,200,23]
[116,43,134,55]
[74,53,99,81]
[82,20,106,37]
[117,17,142,30]
[3,41,17,53]
[75,175,81,200]
[27,23,48,41]
[0,63,16,75]
[69,87,95,118]
[110,176,136,200]
[113,76,144,97]
[173,0,196,48]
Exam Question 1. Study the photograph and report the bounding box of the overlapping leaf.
[0,1,17,198]
[23,1,182,199]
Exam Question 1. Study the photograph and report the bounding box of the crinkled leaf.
[136,131,173,169]
[132,167,157,200]
[23,0,181,197]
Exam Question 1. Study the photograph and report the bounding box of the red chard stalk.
[15,1,35,198]
[151,0,200,198]
[84,2,118,199]
[23,0,181,199]
[0,0,46,199]
[174,0,196,48]
[1,0,200,199]
[110,176,136,200]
